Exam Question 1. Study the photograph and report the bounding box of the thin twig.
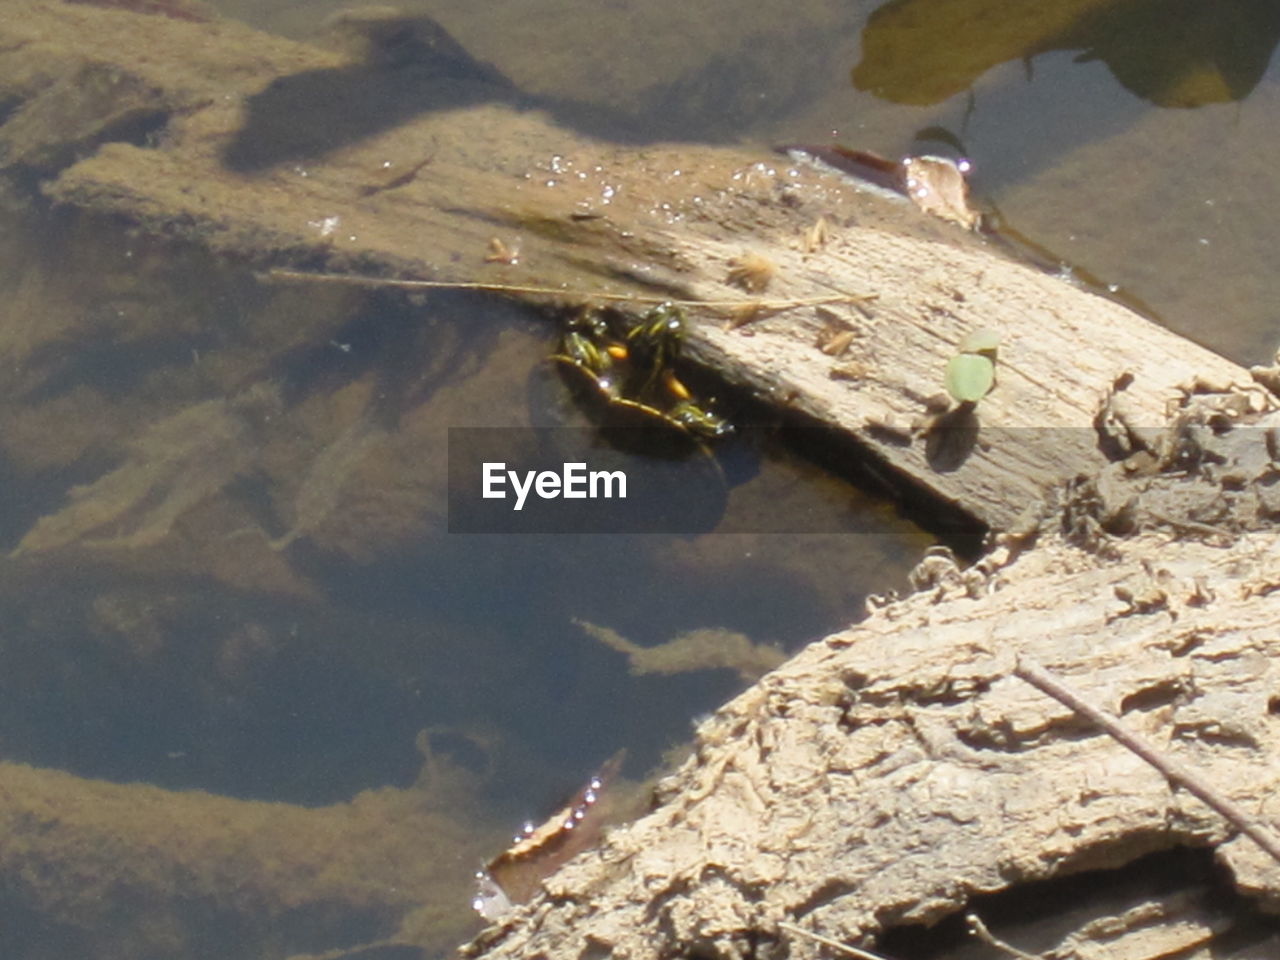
[260,268,876,311]
[777,921,892,960]
[1143,509,1234,545]
[1015,657,1280,867]
[966,913,1044,960]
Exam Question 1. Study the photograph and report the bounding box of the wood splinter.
[966,913,1044,960]
[777,921,891,960]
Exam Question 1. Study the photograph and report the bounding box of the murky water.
[3,1,1277,958]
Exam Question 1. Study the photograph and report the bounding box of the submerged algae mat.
[0,220,577,957]
[0,756,487,959]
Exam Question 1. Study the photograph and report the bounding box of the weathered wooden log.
[461,521,1280,960]
[456,391,1280,959]
[3,405,1279,960]
[3,0,1255,536]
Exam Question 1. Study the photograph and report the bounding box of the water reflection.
[224,4,828,170]
[854,0,1280,107]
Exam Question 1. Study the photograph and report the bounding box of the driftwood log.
[5,0,1256,533]
[0,4,1278,960]
[462,404,1280,959]
[464,527,1280,960]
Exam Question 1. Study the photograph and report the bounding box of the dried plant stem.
[966,913,1044,960]
[1015,657,1280,867]
[261,268,876,311]
[777,921,892,960]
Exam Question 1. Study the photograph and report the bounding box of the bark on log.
[2,0,1256,535]
[462,518,1280,960]
[459,396,1280,960]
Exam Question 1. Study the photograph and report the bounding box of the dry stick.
[966,913,1044,960]
[777,922,892,960]
[261,268,877,311]
[1015,657,1280,867]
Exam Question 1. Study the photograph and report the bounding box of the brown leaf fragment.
[816,307,858,356]
[802,215,831,253]
[484,237,520,265]
[819,330,856,357]
[726,252,776,293]
[902,156,979,230]
[479,750,627,913]
[723,302,765,332]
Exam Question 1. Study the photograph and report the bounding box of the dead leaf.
[902,156,979,230]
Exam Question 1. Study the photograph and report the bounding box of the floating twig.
[261,268,875,312]
[966,913,1044,960]
[1015,657,1280,868]
[777,921,892,960]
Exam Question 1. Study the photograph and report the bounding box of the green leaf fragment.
[946,352,995,403]
[959,327,1001,358]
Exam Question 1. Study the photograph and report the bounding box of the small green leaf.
[946,352,995,403]
[959,327,1001,358]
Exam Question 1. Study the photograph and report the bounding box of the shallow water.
[3,1,1278,958]
[0,151,927,958]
